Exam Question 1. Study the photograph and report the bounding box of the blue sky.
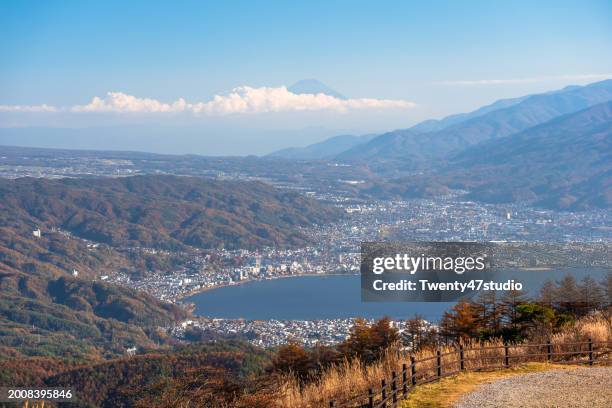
[1,0,611,154]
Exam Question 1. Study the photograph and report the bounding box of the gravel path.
[454,367,612,408]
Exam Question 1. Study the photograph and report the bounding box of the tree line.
[272,273,611,381]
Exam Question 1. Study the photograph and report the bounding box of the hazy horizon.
[1,0,611,155]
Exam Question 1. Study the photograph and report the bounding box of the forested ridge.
[0,174,341,250]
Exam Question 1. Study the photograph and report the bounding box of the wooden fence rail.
[329,339,611,408]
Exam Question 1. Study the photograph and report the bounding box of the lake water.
[186,275,453,321]
[185,268,608,322]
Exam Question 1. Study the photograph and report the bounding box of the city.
[6,148,609,349]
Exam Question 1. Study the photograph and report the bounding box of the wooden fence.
[328,339,611,408]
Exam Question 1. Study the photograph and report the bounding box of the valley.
[0,78,610,407]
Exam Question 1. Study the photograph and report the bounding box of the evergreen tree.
[404,314,426,351]
[501,288,529,329]
[474,291,501,336]
[538,279,557,307]
[556,275,580,314]
[578,276,605,312]
[602,272,612,308]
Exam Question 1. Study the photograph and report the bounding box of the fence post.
[381,379,387,408]
[504,344,510,368]
[392,371,398,404]
[402,363,408,396]
[329,339,603,408]
[410,355,417,386]
[547,340,552,363]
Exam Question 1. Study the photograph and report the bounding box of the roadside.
[400,363,593,408]
[454,366,611,408]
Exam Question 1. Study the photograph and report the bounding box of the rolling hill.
[1,339,272,406]
[0,271,185,360]
[42,340,271,407]
[0,174,341,360]
[0,175,341,251]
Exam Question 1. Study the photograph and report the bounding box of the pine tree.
[538,279,557,307]
[501,288,529,329]
[556,275,580,314]
[578,276,605,312]
[602,272,612,308]
[474,291,501,336]
[404,314,425,351]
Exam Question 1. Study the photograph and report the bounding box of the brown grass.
[21,401,54,408]
[276,313,612,408]
[553,312,611,345]
[277,349,404,408]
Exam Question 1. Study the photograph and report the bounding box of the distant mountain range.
[408,95,529,133]
[274,79,612,163]
[337,79,612,163]
[268,134,376,160]
[442,101,612,210]
[2,80,611,211]
[271,79,612,209]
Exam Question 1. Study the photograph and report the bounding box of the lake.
[185,268,608,321]
[185,275,453,321]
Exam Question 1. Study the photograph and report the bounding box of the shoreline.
[176,272,358,302]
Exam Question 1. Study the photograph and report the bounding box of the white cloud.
[188,86,414,114]
[71,92,188,113]
[0,104,59,113]
[1,86,414,116]
[434,73,612,86]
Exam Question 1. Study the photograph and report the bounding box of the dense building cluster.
[172,318,362,347]
[102,196,609,347]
